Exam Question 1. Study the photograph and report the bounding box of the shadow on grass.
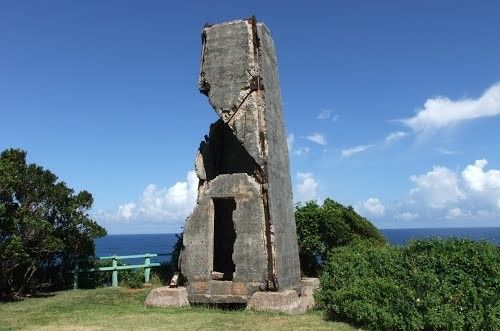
[191,302,247,311]
[1,291,57,303]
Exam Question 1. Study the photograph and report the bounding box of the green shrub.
[295,198,386,276]
[317,239,500,331]
[77,259,147,289]
[120,269,144,288]
[75,259,114,289]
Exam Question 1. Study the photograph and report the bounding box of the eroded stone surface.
[247,290,305,314]
[144,287,190,307]
[299,277,320,310]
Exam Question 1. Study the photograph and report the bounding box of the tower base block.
[246,290,305,315]
[144,287,190,308]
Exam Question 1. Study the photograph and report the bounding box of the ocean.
[95,227,500,262]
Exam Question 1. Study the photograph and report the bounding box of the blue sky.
[1,1,500,233]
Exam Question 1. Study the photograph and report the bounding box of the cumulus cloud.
[117,202,136,220]
[380,160,500,226]
[402,83,500,132]
[304,133,327,146]
[409,166,464,209]
[341,145,373,158]
[295,172,318,202]
[462,159,500,192]
[385,131,408,143]
[98,171,198,224]
[359,198,385,216]
[394,159,500,222]
[461,159,500,209]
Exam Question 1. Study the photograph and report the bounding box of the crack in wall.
[248,16,278,291]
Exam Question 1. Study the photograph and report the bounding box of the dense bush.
[77,259,149,289]
[120,269,144,288]
[0,149,106,298]
[295,198,386,276]
[317,239,500,331]
[73,259,112,289]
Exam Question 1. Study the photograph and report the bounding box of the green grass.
[0,287,355,330]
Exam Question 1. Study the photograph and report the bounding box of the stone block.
[144,287,190,308]
[300,277,320,310]
[246,290,305,314]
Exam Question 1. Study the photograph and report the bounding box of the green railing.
[71,253,169,289]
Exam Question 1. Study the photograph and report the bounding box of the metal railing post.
[144,254,151,283]
[112,256,118,287]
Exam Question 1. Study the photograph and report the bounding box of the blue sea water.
[95,227,500,261]
[381,227,500,246]
[94,234,179,263]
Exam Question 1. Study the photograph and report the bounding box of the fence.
[71,253,171,289]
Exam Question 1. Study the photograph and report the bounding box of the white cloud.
[385,131,408,143]
[295,172,318,202]
[462,159,500,192]
[461,159,500,209]
[316,110,331,120]
[98,171,198,224]
[397,159,500,219]
[341,145,373,158]
[409,166,464,209]
[434,147,460,155]
[117,203,136,220]
[316,110,339,122]
[293,147,310,156]
[402,82,500,132]
[394,212,419,221]
[382,159,500,226]
[304,133,327,145]
[287,133,294,152]
[360,198,385,216]
[446,207,463,219]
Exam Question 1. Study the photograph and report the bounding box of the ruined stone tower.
[180,18,301,304]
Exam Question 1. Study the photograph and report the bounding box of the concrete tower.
[180,17,301,304]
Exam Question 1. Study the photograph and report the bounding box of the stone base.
[144,287,190,308]
[246,290,305,314]
[188,293,249,304]
[300,277,320,310]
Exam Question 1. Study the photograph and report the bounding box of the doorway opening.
[212,198,236,280]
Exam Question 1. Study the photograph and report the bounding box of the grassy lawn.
[0,287,355,330]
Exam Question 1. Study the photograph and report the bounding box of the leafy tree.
[0,148,106,298]
[295,198,386,276]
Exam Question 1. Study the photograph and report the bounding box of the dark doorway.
[213,198,236,279]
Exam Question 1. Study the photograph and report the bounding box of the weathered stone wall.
[181,174,267,302]
[256,23,301,291]
[180,18,301,304]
